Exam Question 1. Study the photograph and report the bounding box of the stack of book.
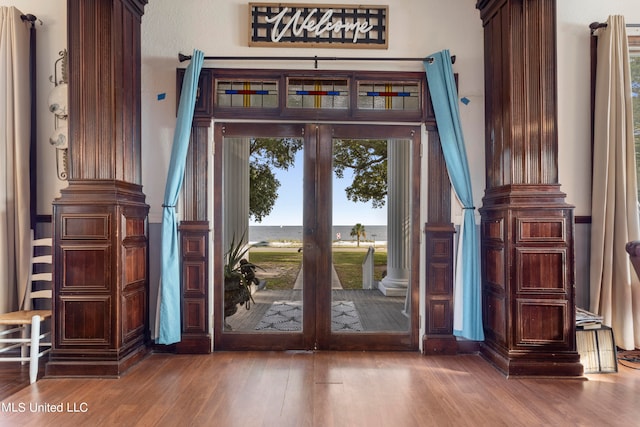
[575,307,617,373]
[576,307,604,330]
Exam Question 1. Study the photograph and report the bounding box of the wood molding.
[37,214,53,224]
[575,215,591,224]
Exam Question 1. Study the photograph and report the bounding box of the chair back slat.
[24,237,53,309]
[33,238,53,247]
[31,272,52,282]
[33,255,52,265]
[30,290,52,299]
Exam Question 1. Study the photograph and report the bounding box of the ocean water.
[249,225,387,243]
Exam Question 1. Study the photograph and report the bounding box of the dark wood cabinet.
[480,185,580,375]
[47,181,149,376]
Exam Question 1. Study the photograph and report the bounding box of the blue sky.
[249,150,387,226]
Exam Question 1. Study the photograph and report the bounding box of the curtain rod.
[178,53,455,69]
[20,14,42,27]
[590,21,640,34]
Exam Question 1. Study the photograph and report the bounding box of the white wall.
[0,0,67,215]
[141,0,486,223]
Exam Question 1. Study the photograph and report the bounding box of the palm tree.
[350,223,366,247]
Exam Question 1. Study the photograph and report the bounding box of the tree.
[333,139,388,208]
[248,137,389,222]
[249,137,303,222]
[350,223,366,247]
[249,163,279,223]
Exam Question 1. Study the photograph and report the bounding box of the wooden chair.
[0,237,53,384]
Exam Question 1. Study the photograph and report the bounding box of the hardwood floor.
[0,359,47,403]
[1,351,639,426]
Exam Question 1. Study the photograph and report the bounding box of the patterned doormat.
[255,301,364,332]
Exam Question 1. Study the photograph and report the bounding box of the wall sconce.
[48,49,68,180]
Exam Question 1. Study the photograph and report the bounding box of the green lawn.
[248,249,386,290]
[332,251,387,289]
[248,250,302,290]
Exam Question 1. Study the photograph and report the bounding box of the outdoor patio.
[225,289,409,333]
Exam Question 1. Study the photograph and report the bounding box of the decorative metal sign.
[249,3,388,49]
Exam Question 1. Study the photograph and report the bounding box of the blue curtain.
[424,50,484,341]
[157,50,204,344]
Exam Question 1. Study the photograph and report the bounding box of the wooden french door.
[214,123,420,351]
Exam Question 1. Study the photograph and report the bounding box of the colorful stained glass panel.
[287,78,349,109]
[357,81,420,111]
[216,80,278,108]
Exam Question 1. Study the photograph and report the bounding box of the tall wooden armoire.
[476,0,582,376]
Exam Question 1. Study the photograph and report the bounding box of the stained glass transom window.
[216,80,278,108]
[287,78,349,109]
[357,81,420,111]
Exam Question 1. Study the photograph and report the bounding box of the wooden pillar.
[176,115,212,354]
[46,0,150,377]
[476,0,582,376]
[423,123,457,355]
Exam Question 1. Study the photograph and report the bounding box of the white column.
[224,137,250,249]
[378,140,411,297]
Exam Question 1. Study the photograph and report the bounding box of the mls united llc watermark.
[1,401,89,413]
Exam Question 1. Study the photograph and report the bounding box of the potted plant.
[223,232,260,322]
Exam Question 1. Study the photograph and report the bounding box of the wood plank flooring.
[1,351,639,426]
[0,359,47,403]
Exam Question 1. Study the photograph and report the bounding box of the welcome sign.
[249,3,388,49]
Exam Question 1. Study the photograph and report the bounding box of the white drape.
[590,15,640,350]
[0,6,32,314]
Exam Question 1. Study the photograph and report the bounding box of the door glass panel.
[222,136,304,333]
[331,138,411,333]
